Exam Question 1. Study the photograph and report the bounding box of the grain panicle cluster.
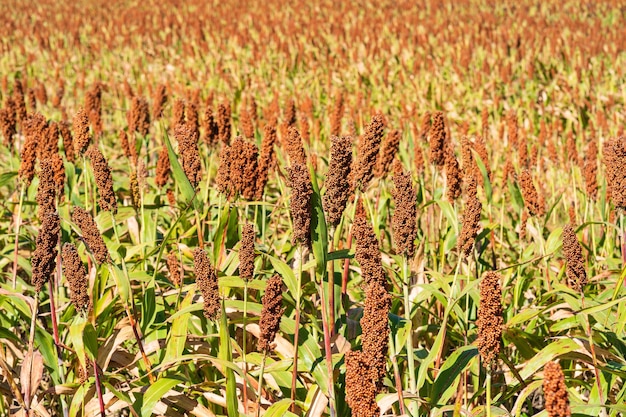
[324,135,353,226]
[477,271,503,366]
[62,243,91,313]
[258,274,285,352]
[288,162,313,245]
[193,248,220,320]
[391,163,417,257]
[85,145,117,213]
[543,361,571,417]
[72,207,111,264]
[562,224,587,292]
[32,212,60,293]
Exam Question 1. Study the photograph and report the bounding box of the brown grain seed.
[584,138,598,201]
[62,243,91,313]
[288,162,313,245]
[240,107,255,139]
[353,114,384,191]
[507,109,518,148]
[155,144,171,188]
[286,126,307,165]
[375,129,401,178]
[258,274,285,352]
[166,250,181,287]
[172,99,185,130]
[353,200,386,287]
[85,145,117,213]
[391,163,417,257]
[239,224,255,281]
[0,106,16,148]
[36,158,58,219]
[152,84,167,120]
[129,96,151,136]
[217,101,231,144]
[324,135,353,227]
[519,169,544,216]
[429,111,446,166]
[543,362,571,417]
[72,207,110,264]
[477,271,503,366]
[216,144,232,197]
[445,144,462,201]
[345,351,380,417]
[193,248,220,320]
[202,105,219,145]
[58,121,75,162]
[562,224,587,292]
[31,212,60,293]
[13,80,27,124]
[72,108,91,157]
[330,92,344,137]
[255,121,277,199]
[360,278,391,385]
[458,176,482,258]
[175,123,201,188]
[229,136,259,200]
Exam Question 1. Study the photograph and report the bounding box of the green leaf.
[265,253,298,299]
[140,377,182,417]
[164,290,194,364]
[263,399,294,417]
[519,338,580,380]
[431,346,478,404]
[309,165,328,278]
[162,125,200,211]
[109,263,131,307]
[0,171,17,188]
[83,323,99,361]
[220,299,239,417]
[472,150,492,203]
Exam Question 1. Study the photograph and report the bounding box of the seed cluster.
[193,248,220,320]
[62,243,91,313]
[31,212,60,293]
[72,207,111,264]
[543,361,571,417]
[258,274,285,352]
[477,271,503,366]
[323,135,353,227]
[562,224,587,292]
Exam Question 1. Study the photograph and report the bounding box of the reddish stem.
[341,229,353,295]
[93,358,105,416]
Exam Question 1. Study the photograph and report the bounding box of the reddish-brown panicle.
[543,362,571,417]
[429,111,446,166]
[129,96,151,136]
[72,207,110,264]
[193,248,220,320]
[217,101,231,144]
[391,162,417,257]
[562,224,587,292]
[31,212,60,293]
[59,121,75,162]
[324,135,353,227]
[330,92,344,137]
[166,250,181,287]
[258,274,285,352]
[584,138,598,201]
[353,114,384,191]
[155,144,171,188]
[36,158,58,219]
[202,106,219,145]
[152,84,167,120]
[445,144,462,201]
[240,107,255,139]
[73,108,91,157]
[375,129,401,178]
[62,243,91,313]
[239,224,255,281]
[477,271,503,366]
[255,121,278,199]
[458,176,482,258]
[519,169,544,216]
[345,351,380,417]
[288,162,313,245]
[85,145,117,213]
[175,124,201,188]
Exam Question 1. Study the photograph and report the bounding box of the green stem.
[486,369,492,417]
[402,256,417,416]
[11,183,25,289]
[256,350,268,417]
[290,245,304,413]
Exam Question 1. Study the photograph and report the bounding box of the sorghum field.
[1,0,626,416]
